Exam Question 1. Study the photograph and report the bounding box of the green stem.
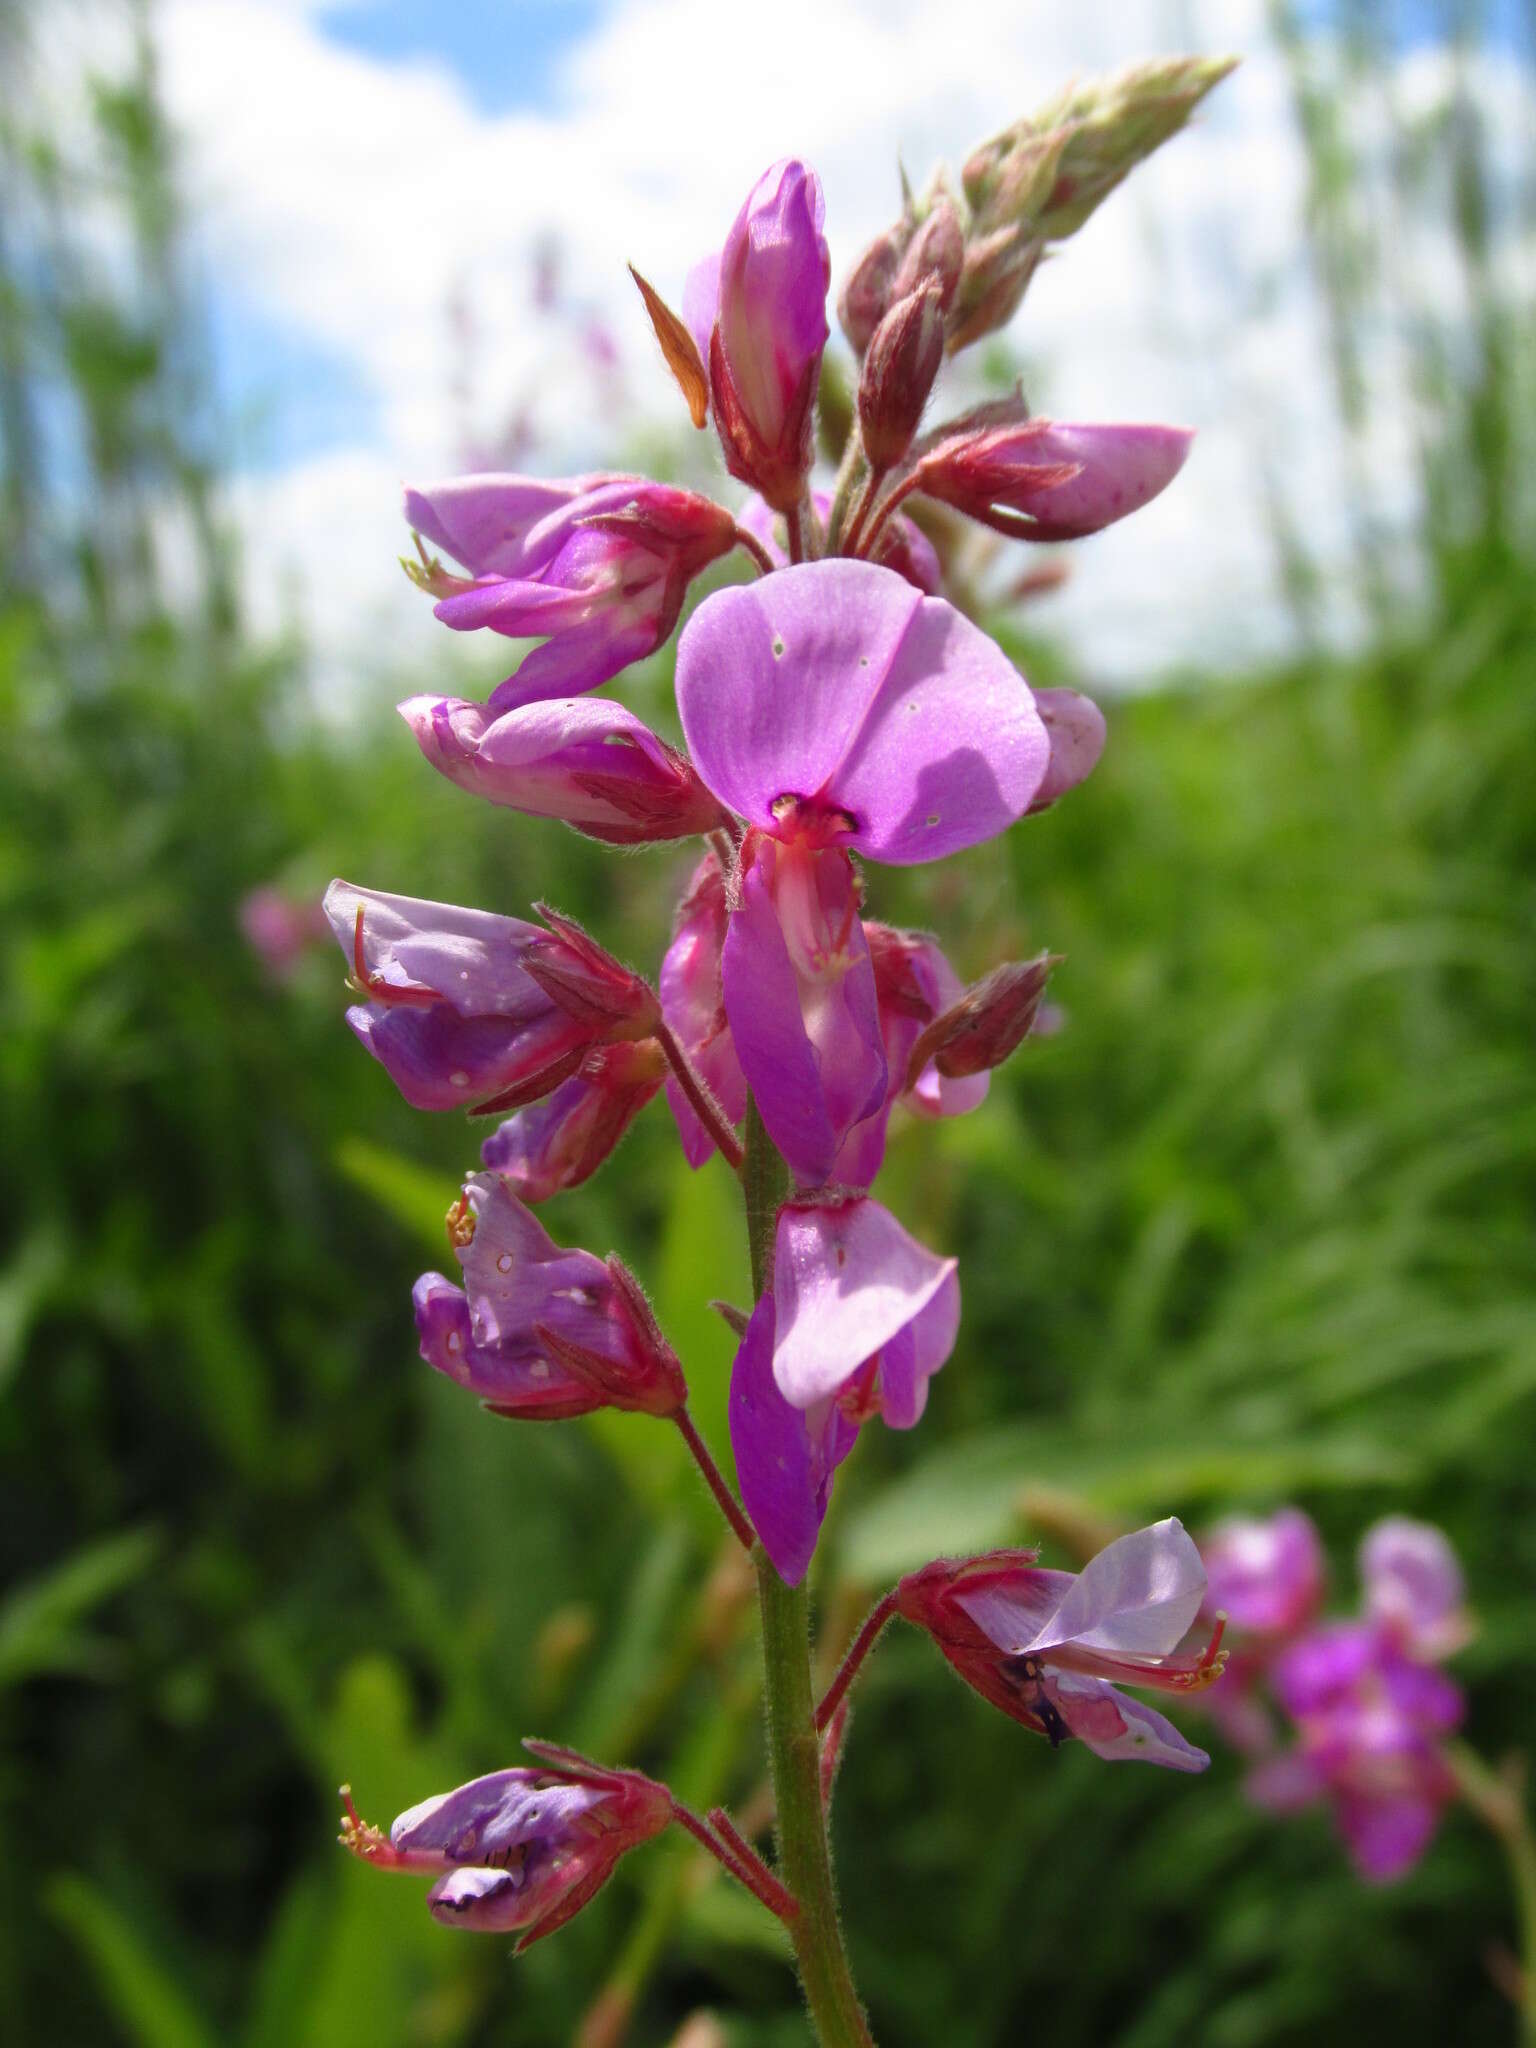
[1449,1742,1536,2044]
[742,1099,875,2047]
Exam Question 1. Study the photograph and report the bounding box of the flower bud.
[700,159,831,513]
[913,402,1192,542]
[889,195,964,311]
[415,1173,687,1420]
[902,952,1059,1089]
[838,216,912,355]
[857,283,945,471]
[964,57,1239,245]
[339,1746,673,1948]
[951,57,1236,348]
[522,904,660,1042]
[480,1040,666,1202]
[399,694,726,845]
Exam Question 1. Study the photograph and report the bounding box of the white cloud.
[150,0,1530,697]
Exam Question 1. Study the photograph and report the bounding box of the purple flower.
[239,886,327,979]
[729,1197,959,1583]
[914,413,1193,542]
[830,926,989,1190]
[479,1041,666,1203]
[1359,1516,1470,1662]
[339,1743,672,1946]
[398,694,726,845]
[404,474,739,709]
[658,850,747,1169]
[677,559,1049,1182]
[895,1521,1221,1770]
[1252,1618,1465,1882]
[324,882,657,1115]
[1196,1507,1327,1756]
[689,160,830,511]
[1201,1508,1326,1641]
[414,1172,686,1420]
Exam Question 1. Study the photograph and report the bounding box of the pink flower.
[728,1198,959,1583]
[895,1520,1220,1770]
[677,559,1049,1184]
[340,1743,672,1946]
[414,1173,686,1421]
[324,882,656,1115]
[404,474,739,708]
[658,850,747,1169]
[1251,1618,1465,1882]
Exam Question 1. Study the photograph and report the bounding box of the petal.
[721,842,884,1185]
[678,561,925,828]
[433,575,597,637]
[1335,1791,1443,1883]
[459,1175,614,1350]
[487,614,660,712]
[1200,1507,1326,1638]
[1359,1516,1466,1653]
[982,1518,1207,1660]
[1246,1749,1326,1813]
[997,423,1193,536]
[323,880,545,1016]
[1271,1621,1379,1716]
[771,1198,958,1411]
[392,1770,602,1860]
[1029,688,1107,811]
[676,561,1046,862]
[403,474,586,577]
[729,1296,854,1586]
[426,1864,541,1932]
[683,250,722,367]
[1049,1672,1210,1771]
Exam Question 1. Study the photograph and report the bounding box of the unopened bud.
[525,905,660,1039]
[951,56,1235,348]
[890,195,964,310]
[857,284,944,471]
[903,953,1059,1089]
[838,216,914,355]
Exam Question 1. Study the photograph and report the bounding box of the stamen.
[1168,1611,1228,1693]
[338,1785,395,1864]
[347,905,444,1008]
[446,1194,476,1249]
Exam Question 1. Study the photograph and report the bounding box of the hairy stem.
[1449,1742,1536,2044]
[815,1592,899,1732]
[673,1407,756,1551]
[743,1098,875,2047]
[655,1018,745,1170]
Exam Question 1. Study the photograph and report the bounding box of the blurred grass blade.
[46,1874,215,2048]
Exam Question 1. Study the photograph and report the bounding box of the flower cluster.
[329,59,1234,1977]
[1199,1509,1471,1881]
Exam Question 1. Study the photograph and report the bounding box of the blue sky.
[153,0,1529,694]
[323,0,606,112]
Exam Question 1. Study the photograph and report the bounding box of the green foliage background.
[1,5,1533,2044]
